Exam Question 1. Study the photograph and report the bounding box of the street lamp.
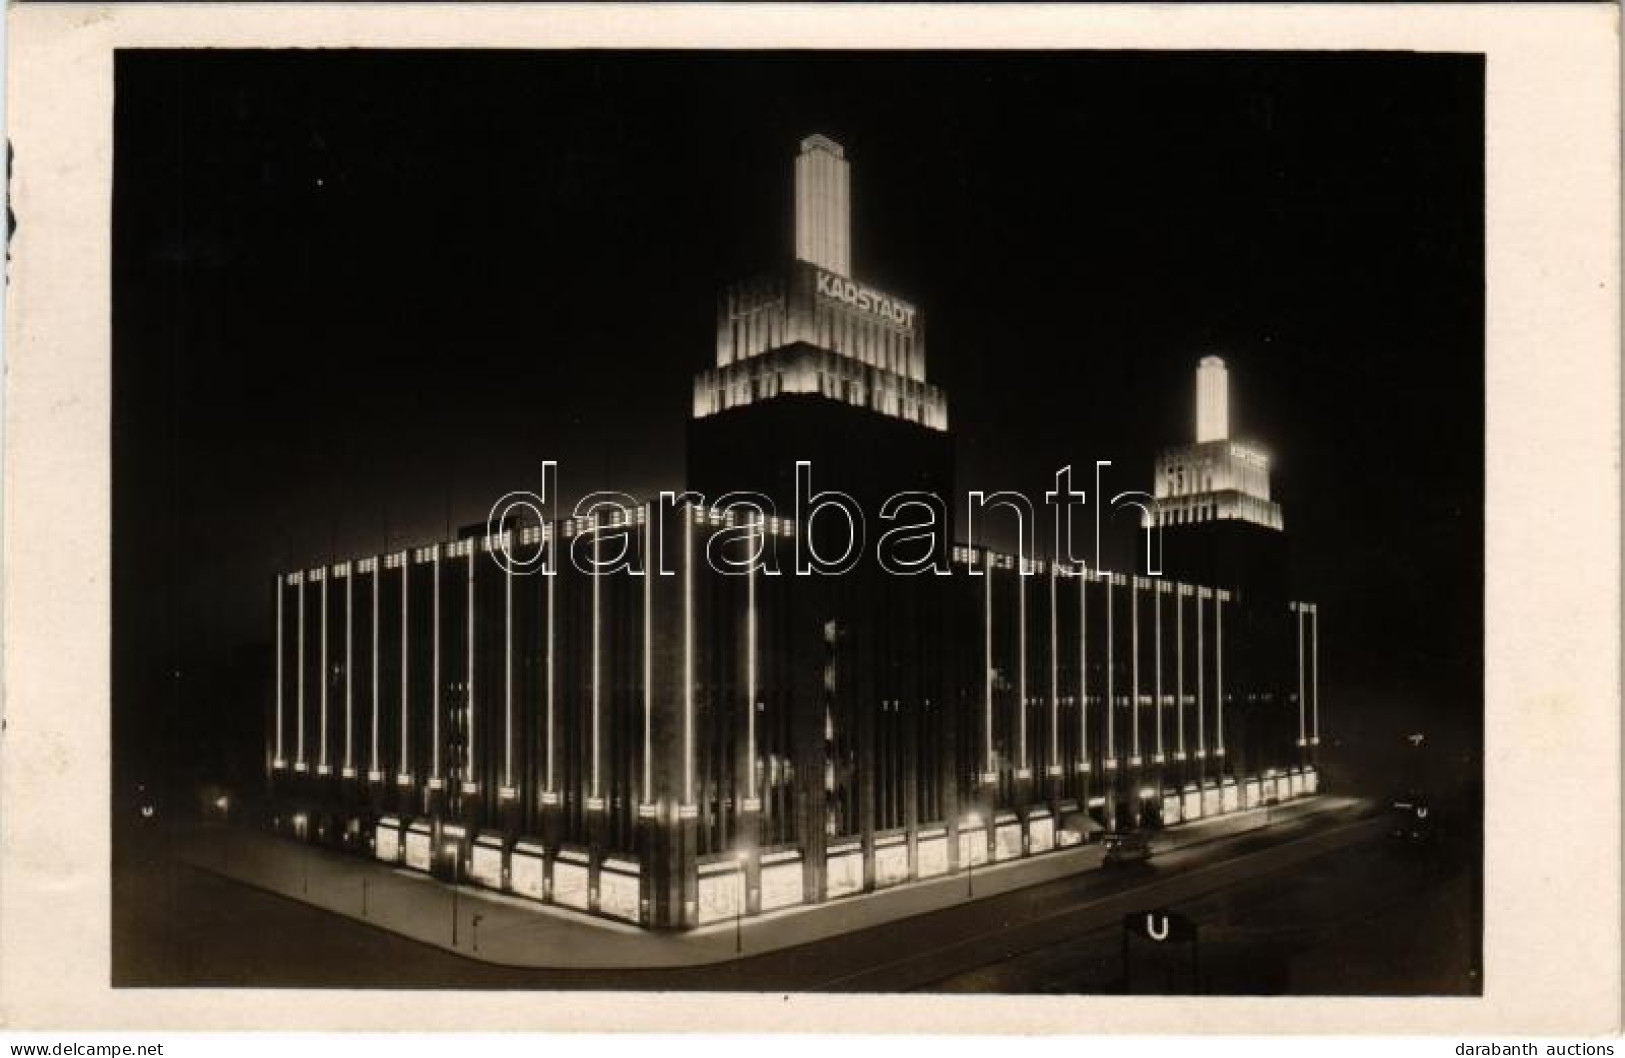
[297,819,309,895]
[445,843,461,947]
[734,851,748,956]
[216,795,231,872]
[963,814,982,898]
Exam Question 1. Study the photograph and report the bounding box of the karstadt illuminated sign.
[814,269,917,331]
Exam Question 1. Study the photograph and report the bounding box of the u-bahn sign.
[1122,909,1201,993]
[1123,909,1197,944]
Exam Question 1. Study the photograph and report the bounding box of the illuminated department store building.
[265,135,1322,931]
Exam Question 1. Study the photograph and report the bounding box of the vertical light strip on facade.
[1176,588,1185,759]
[466,545,476,789]
[1311,606,1320,744]
[1017,558,1027,774]
[297,574,305,768]
[399,556,409,780]
[684,506,694,805]
[1048,565,1058,773]
[370,558,379,777]
[344,567,353,774]
[546,535,556,795]
[591,523,601,801]
[432,548,441,781]
[1154,584,1163,764]
[275,577,284,765]
[319,571,328,772]
[1297,603,1306,745]
[1130,578,1139,766]
[1105,576,1114,767]
[504,545,513,791]
[1078,567,1088,770]
[1216,593,1225,756]
[1196,589,1206,755]
[747,514,758,801]
[643,516,652,805]
[983,549,993,777]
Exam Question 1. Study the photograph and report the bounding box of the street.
[113,798,1477,993]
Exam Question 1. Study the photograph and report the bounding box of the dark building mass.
[265,135,1322,930]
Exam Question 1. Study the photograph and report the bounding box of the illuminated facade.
[265,135,1322,931]
[1151,357,1284,532]
[693,135,945,432]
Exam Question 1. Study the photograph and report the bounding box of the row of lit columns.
[971,557,1230,832]
[272,536,544,812]
[267,512,880,924]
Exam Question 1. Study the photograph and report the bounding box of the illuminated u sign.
[1123,908,1195,943]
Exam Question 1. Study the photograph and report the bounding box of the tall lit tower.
[688,133,953,519]
[1148,358,1299,785]
[794,134,851,276]
[1196,355,1229,443]
[1151,357,1281,531]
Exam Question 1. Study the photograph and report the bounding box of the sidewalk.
[175,795,1358,970]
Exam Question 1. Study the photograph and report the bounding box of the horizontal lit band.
[1174,752,1187,761]
[1128,756,1142,767]
[317,765,332,776]
[1014,768,1032,780]
[341,767,357,779]
[367,770,384,783]
[1297,738,1309,747]
[1045,766,1063,777]
[540,791,560,806]
[460,781,479,795]
[740,797,761,812]
[1104,759,1119,770]
[498,785,519,801]
[395,773,414,786]
[272,759,287,770]
[1076,763,1091,774]
[677,804,699,819]
[978,771,999,785]
[293,762,308,773]
[1152,755,1166,764]
[426,777,444,790]
[1310,737,1321,746]
[1214,748,1226,757]
[637,803,659,819]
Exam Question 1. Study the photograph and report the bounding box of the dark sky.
[112,50,1483,790]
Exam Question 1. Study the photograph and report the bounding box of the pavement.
[175,795,1366,970]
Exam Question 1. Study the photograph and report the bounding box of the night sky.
[112,51,1483,799]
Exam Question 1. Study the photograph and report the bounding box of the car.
[1102,830,1153,866]
[1388,791,1435,842]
